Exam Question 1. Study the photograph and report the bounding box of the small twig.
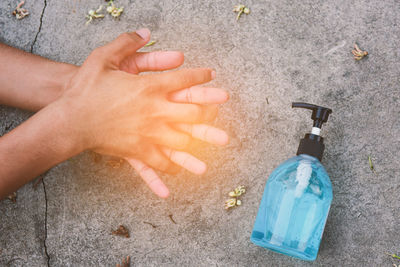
[143,221,157,228]
[266,97,269,104]
[168,214,176,224]
[144,40,156,47]
[386,252,400,260]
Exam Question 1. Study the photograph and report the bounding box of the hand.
[60,29,229,197]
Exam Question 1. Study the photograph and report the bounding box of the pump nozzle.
[292,102,332,129]
[292,102,333,161]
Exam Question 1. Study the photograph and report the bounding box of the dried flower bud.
[352,43,368,60]
[232,185,246,197]
[12,1,29,20]
[233,4,250,21]
[107,1,124,18]
[86,5,105,25]
[225,198,237,209]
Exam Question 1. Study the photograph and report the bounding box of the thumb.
[104,28,151,66]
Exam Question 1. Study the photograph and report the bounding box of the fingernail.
[136,28,150,40]
[211,70,216,80]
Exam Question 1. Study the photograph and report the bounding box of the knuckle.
[138,164,152,175]
[180,70,193,85]
[158,159,170,172]
[146,52,157,69]
[165,163,180,174]
[178,134,191,149]
[89,47,106,61]
[118,32,133,43]
[200,69,209,82]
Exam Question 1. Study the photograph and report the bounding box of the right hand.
[59,29,229,197]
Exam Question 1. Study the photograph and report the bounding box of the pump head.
[292,102,332,129]
[292,102,333,161]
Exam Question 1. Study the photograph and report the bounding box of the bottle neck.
[296,127,325,161]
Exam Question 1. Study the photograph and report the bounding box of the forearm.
[0,43,78,111]
[0,98,84,198]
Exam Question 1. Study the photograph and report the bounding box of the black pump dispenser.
[292,102,332,161]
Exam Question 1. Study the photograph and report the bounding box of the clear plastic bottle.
[250,154,332,261]
[251,102,333,261]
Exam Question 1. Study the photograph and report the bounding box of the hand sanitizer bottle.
[250,102,333,261]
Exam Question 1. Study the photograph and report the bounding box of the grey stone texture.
[1,0,399,266]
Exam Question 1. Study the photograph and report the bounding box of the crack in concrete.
[42,177,50,267]
[30,0,47,53]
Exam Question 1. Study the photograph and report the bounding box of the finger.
[150,68,215,92]
[140,144,180,174]
[133,51,184,72]
[175,124,229,146]
[161,147,207,175]
[202,105,218,122]
[169,86,229,105]
[127,158,170,198]
[103,29,150,65]
[147,124,192,150]
[165,103,217,123]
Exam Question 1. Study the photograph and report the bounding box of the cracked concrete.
[30,0,47,53]
[1,0,400,266]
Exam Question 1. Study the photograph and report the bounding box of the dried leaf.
[112,225,130,238]
[90,151,102,163]
[116,256,130,267]
[106,159,124,168]
[7,192,17,203]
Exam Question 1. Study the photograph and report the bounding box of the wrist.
[43,63,79,106]
[51,96,93,154]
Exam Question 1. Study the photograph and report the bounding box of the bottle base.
[250,233,317,261]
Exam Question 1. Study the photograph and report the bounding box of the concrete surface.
[1,0,400,266]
